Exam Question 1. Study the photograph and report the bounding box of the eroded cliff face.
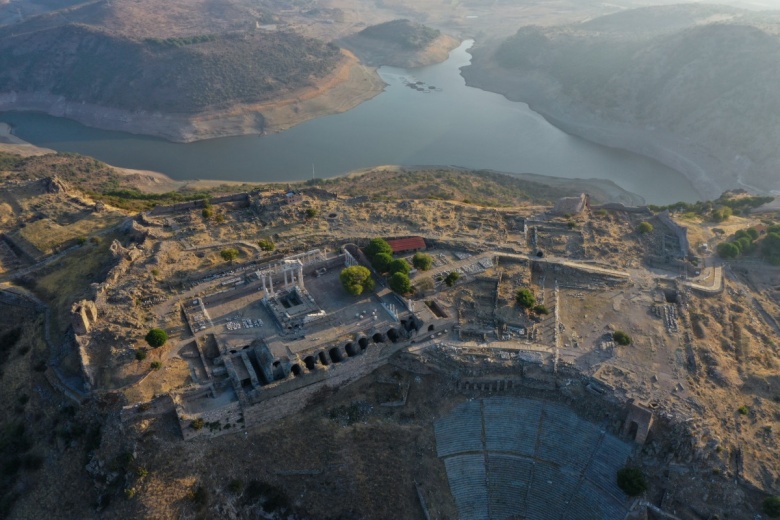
[463,5,780,198]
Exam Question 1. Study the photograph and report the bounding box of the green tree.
[387,258,411,276]
[444,271,460,287]
[711,207,732,222]
[515,288,536,309]
[135,349,148,361]
[305,208,318,219]
[637,221,653,234]
[388,272,413,294]
[340,266,374,296]
[257,238,275,251]
[764,496,780,518]
[613,330,631,346]
[220,248,239,263]
[763,232,780,265]
[372,252,394,273]
[616,467,647,496]
[144,328,168,348]
[150,361,162,370]
[412,252,433,270]
[364,238,393,260]
[717,242,739,259]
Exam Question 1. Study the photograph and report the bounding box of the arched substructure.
[304,355,317,371]
[387,328,400,343]
[291,364,303,377]
[358,336,369,351]
[329,346,344,363]
[318,351,331,366]
[372,332,385,343]
[345,342,359,357]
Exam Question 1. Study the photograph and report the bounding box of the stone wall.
[658,210,691,258]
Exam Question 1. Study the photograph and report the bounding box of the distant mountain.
[0,23,342,114]
[339,19,458,68]
[463,4,780,197]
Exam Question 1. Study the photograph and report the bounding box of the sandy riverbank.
[0,49,386,143]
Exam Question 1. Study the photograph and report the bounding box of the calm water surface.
[1,40,699,204]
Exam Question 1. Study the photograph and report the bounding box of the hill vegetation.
[0,23,342,114]
[358,19,440,50]
[468,4,780,195]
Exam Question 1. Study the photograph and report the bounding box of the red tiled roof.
[386,236,426,253]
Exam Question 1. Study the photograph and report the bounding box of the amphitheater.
[434,397,634,520]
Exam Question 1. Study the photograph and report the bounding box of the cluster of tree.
[648,195,773,220]
[364,238,415,294]
[717,225,780,264]
[339,266,374,296]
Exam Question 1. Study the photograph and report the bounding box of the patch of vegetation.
[764,496,780,518]
[515,288,536,309]
[150,361,162,370]
[135,349,147,361]
[388,272,413,294]
[372,252,394,273]
[444,271,460,287]
[220,248,239,263]
[613,330,632,346]
[387,258,411,276]
[340,266,374,296]
[737,405,749,415]
[190,418,205,430]
[257,238,275,251]
[637,221,653,233]
[359,19,440,50]
[364,238,393,260]
[412,252,433,271]
[533,304,550,315]
[144,328,168,348]
[616,467,647,496]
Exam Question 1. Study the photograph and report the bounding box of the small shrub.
[305,208,318,219]
[257,238,275,251]
[150,361,162,370]
[637,221,653,234]
[135,349,147,361]
[737,405,749,416]
[191,418,205,430]
[533,304,549,315]
[616,467,647,496]
[124,487,137,499]
[613,330,631,346]
[136,466,148,478]
[515,288,536,309]
[444,271,460,287]
[220,248,239,263]
[214,213,226,224]
[202,205,213,219]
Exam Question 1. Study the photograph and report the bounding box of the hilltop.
[339,19,459,68]
[462,4,780,198]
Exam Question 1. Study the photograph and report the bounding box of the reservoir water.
[0,40,699,204]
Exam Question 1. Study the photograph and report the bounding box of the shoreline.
[459,46,726,202]
[0,131,646,205]
[0,49,386,143]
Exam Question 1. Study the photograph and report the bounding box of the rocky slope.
[462,4,780,199]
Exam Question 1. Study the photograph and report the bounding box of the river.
[0,40,700,204]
